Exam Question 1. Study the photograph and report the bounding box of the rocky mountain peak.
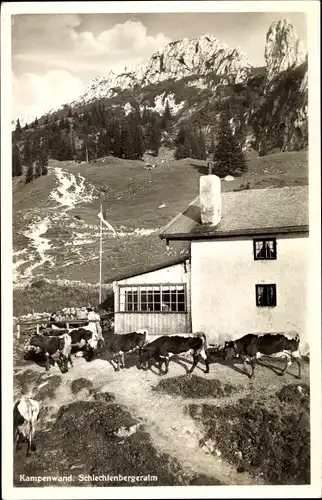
[74,33,252,106]
[265,18,307,80]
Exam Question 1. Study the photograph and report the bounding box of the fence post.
[17,324,20,340]
[36,324,40,334]
[66,322,69,330]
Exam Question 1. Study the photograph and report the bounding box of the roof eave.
[104,255,189,283]
[160,225,309,241]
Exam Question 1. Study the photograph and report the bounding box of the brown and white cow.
[25,333,72,372]
[140,332,209,375]
[104,329,149,371]
[223,332,302,379]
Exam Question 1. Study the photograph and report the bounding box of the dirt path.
[99,369,262,485]
[15,352,308,485]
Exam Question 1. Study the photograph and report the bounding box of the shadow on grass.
[213,356,305,380]
[190,163,208,175]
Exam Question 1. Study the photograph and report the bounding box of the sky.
[11,11,307,125]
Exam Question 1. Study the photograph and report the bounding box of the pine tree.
[39,143,49,175]
[175,124,186,147]
[174,125,197,159]
[144,113,161,157]
[213,113,247,176]
[174,125,186,160]
[111,120,121,157]
[14,118,22,140]
[130,111,144,160]
[80,138,89,162]
[87,136,97,161]
[183,133,192,158]
[40,147,49,175]
[59,118,66,130]
[25,161,34,184]
[31,136,41,163]
[198,129,207,160]
[120,117,132,159]
[34,117,39,127]
[210,135,215,155]
[67,108,73,118]
[191,132,201,159]
[174,143,185,160]
[49,130,60,159]
[12,143,22,177]
[23,138,32,166]
[34,157,42,178]
[97,130,111,158]
[142,107,149,125]
[65,118,71,132]
[161,100,172,130]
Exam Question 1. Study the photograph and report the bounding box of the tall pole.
[99,201,103,305]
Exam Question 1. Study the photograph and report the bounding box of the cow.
[67,326,99,361]
[26,333,73,373]
[223,333,302,379]
[39,325,99,360]
[105,329,149,371]
[13,396,40,457]
[139,332,209,375]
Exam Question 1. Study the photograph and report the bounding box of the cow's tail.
[28,414,33,454]
[26,399,35,454]
[30,400,39,452]
[136,328,149,345]
[196,331,208,351]
[143,328,149,345]
[60,333,72,357]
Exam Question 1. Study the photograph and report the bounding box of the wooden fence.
[15,313,114,340]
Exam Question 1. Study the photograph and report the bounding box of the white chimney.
[200,175,221,225]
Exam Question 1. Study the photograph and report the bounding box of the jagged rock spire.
[265,18,307,80]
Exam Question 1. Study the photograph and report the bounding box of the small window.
[256,284,277,307]
[253,238,276,260]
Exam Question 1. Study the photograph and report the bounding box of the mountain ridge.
[34,18,306,156]
[72,33,253,106]
[15,18,308,163]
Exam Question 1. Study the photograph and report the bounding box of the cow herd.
[15,320,303,457]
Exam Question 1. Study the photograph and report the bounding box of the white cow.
[14,396,40,456]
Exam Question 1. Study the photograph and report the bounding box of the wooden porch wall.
[114,312,189,335]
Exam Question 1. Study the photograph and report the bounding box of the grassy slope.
[12,150,308,287]
[13,281,112,318]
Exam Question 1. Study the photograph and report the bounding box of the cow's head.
[24,337,43,360]
[223,340,237,360]
[29,335,42,348]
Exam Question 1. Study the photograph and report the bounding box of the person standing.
[87,307,103,342]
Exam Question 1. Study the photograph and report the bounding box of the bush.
[13,281,109,317]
